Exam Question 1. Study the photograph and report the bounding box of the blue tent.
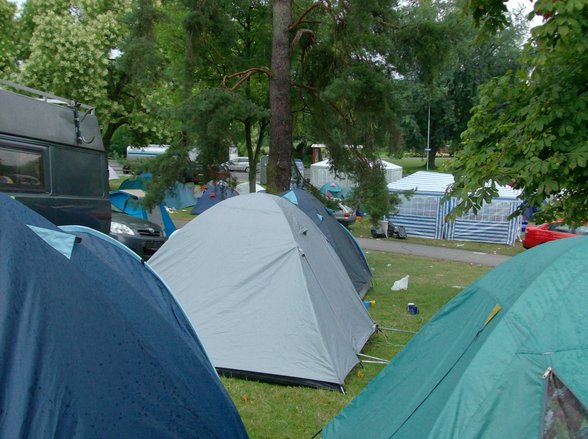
[164,181,197,209]
[191,184,239,215]
[118,173,196,209]
[110,189,176,237]
[0,193,248,438]
[119,176,196,209]
[282,189,372,297]
[119,174,151,190]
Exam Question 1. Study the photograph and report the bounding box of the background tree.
[173,0,272,193]
[449,0,588,222]
[17,0,172,152]
[267,0,293,193]
[0,0,18,76]
[289,0,473,221]
[400,8,526,163]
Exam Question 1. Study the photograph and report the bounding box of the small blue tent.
[282,189,372,297]
[110,189,176,237]
[164,181,197,209]
[0,193,248,438]
[191,184,239,215]
[120,175,196,209]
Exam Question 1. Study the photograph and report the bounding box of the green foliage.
[397,1,525,164]
[466,0,510,32]
[108,125,134,157]
[449,0,588,222]
[182,88,269,166]
[21,0,130,105]
[0,0,18,76]
[16,0,174,151]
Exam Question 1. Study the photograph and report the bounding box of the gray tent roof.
[150,193,376,390]
[281,189,372,297]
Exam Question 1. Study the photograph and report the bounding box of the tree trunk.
[102,121,124,154]
[268,0,292,194]
[427,144,437,170]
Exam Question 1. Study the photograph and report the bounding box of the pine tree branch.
[222,67,272,91]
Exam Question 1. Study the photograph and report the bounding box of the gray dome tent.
[150,193,376,391]
[281,189,372,297]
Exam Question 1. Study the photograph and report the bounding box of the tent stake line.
[379,326,416,334]
[358,353,390,362]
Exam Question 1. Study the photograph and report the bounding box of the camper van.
[126,144,169,160]
[0,80,111,233]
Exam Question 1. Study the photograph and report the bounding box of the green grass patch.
[222,252,490,438]
[384,156,452,175]
[168,207,195,221]
[109,178,124,191]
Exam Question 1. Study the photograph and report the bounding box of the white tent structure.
[149,193,376,390]
[235,181,265,194]
[310,159,402,190]
[387,171,522,245]
[108,165,119,180]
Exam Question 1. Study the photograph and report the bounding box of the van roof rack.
[0,79,94,112]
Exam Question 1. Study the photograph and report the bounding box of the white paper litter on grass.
[391,275,409,291]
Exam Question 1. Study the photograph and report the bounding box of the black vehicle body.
[109,209,167,260]
[0,81,110,233]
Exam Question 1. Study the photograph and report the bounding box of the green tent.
[324,236,588,439]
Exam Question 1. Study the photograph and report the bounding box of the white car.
[225,157,250,172]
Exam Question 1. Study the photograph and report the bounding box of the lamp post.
[425,104,431,171]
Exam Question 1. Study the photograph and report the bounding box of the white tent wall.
[388,172,522,245]
[310,160,403,191]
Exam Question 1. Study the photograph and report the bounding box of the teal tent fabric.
[320,181,342,198]
[324,236,588,439]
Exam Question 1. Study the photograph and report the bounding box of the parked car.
[522,220,588,249]
[225,157,250,172]
[109,205,167,260]
[333,203,356,228]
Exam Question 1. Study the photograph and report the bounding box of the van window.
[0,145,46,192]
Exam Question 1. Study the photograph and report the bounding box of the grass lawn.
[222,251,491,438]
[384,156,453,175]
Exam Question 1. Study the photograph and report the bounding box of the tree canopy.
[0,0,18,76]
[1,0,554,222]
[449,0,588,222]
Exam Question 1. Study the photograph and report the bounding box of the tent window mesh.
[398,195,438,217]
[460,200,512,222]
[543,372,588,439]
